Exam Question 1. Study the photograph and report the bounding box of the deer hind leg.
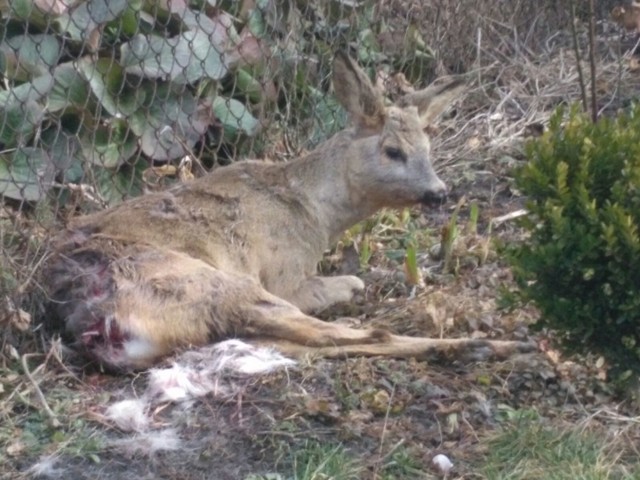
[238,293,389,347]
[234,286,536,362]
[120,255,388,349]
[48,246,246,371]
[112,250,383,350]
[49,244,533,370]
[252,335,537,362]
[49,245,387,371]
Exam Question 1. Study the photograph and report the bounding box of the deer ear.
[397,75,467,127]
[333,51,386,132]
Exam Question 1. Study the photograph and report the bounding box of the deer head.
[332,51,466,211]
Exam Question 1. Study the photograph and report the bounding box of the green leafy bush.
[507,105,640,384]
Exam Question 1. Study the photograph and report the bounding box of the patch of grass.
[246,441,363,480]
[344,208,440,267]
[292,441,362,480]
[481,411,640,480]
[0,408,106,466]
[0,360,109,477]
[0,216,24,299]
[378,446,427,479]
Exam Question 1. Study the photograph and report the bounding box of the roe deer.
[46,52,534,371]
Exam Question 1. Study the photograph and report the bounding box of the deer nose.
[420,182,448,207]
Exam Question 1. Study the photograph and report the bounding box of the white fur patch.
[181,339,297,375]
[147,363,217,402]
[104,340,295,434]
[105,399,149,432]
[27,455,63,478]
[123,337,160,364]
[108,428,182,455]
[146,340,295,403]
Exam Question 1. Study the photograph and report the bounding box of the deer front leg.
[285,275,365,313]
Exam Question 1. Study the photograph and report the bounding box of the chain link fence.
[0,0,626,340]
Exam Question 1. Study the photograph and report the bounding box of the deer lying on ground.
[47,52,534,372]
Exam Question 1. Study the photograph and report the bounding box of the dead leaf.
[227,29,269,69]
[545,349,561,364]
[363,389,393,414]
[304,397,340,421]
[6,439,26,457]
[431,400,464,415]
[3,345,19,360]
[344,409,373,424]
[84,26,103,54]
[425,302,445,330]
[34,0,76,15]
[339,409,372,437]
[2,298,31,332]
[466,136,482,149]
[177,157,195,182]
[143,165,179,189]
[470,330,488,339]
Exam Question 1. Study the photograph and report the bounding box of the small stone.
[432,453,454,473]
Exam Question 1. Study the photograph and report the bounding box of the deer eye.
[384,146,407,163]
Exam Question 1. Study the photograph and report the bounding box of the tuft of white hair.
[147,363,218,402]
[147,340,295,403]
[180,339,297,375]
[26,455,63,479]
[108,428,182,455]
[104,339,295,432]
[105,399,150,432]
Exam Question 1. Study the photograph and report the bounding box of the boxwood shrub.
[507,105,640,386]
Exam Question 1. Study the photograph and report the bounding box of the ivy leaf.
[77,57,146,117]
[48,62,92,112]
[130,84,214,161]
[93,162,145,206]
[39,123,83,172]
[55,0,129,43]
[120,29,228,84]
[0,101,44,147]
[212,97,259,141]
[0,34,61,80]
[81,118,138,169]
[0,147,54,201]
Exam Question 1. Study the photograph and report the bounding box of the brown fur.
[46,52,534,371]
[612,4,640,31]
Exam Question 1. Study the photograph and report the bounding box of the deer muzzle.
[420,177,448,207]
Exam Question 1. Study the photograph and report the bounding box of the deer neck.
[284,132,379,243]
